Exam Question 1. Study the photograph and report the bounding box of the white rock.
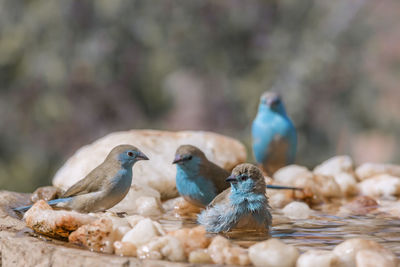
[296,250,339,267]
[99,212,132,240]
[109,184,162,215]
[125,215,146,228]
[248,239,299,267]
[313,155,354,176]
[274,165,314,186]
[113,241,137,257]
[267,190,293,209]
[122,218,165,247]
[53,130,246,199]
[137,235,186,262]
[355,249,397,267]
[207,236,251,266]
[356,163,400,181]
[189,249,213,264]
[313,174,342,198]
[282,201,311,219]
[135,196,163,216]
[333,238,397,267]
[358,174,400,198]
[333,172,358,196]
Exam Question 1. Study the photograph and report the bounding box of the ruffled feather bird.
[198,163,272,233]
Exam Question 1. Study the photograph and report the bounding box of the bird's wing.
[61,166,107,197]
[201,161,230,193]
[208,188,231,208]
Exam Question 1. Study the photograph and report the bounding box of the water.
[159,202,400,257]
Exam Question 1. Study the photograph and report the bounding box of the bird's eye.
[127,151,134,157]
[187,155,193,160]
[240,175,248,181]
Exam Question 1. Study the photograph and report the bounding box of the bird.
[14,144,149,213]
[252,92,297,175]
[173,144,300,208]
[197,163,272,233]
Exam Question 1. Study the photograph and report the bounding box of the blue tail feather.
[13,197,73,213]
[266,184,302,190]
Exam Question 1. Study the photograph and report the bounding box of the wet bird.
[14,144,149,213]
[252,92,297,175]
[173,144,299,207]
[198,163,272,233]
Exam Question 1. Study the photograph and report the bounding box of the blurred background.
[0,0,399,192]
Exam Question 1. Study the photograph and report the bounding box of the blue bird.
[252,92,297,175]
[172,145,229,207]
[173,145,300,208]
[14,144,149,213]
[198,163,272,233]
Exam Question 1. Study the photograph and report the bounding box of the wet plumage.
[198,163,272,233]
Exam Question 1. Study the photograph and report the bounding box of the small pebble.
[248,238,299,267]
[282,201,311,219]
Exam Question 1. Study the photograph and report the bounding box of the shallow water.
[159,202,400,257]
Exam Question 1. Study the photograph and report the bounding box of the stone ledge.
[0,231,225,267]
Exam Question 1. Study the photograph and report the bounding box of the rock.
[248,238,299,267]
[137,235,186,262]
[109,184,163,215]
[314,155,354,175]
[122,218,165,247]
[356,163,400,181]
[358,174,400,198]
[333,238,397,267]
[99,212,132,240]
[207,236,250,266]
[168,226,211,256]
[113,241,137,257]
[188,249,213,264]
[296,250,339,267]
[274,165,314,185]
[0,229,188,266]
[24,200,96,239]
[0,191,31,231]
[313,156,358,196]
[355,249,397,267]
[30,186,61,202]
[267,190,293,209]
[333,172,358,196]
[69,218,116,253]
[282,201,311,219]
[273,165,316,200]
[313,174,342,198]
[340,196,378,215]
[52,130,246,199]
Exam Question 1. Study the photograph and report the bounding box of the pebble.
[248,238,299,267]
[296,250,339,267]
[333,238,397,267]
[282,201,312,219]
[137,235,186,262]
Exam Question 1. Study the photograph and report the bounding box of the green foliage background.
[0,0,399,192]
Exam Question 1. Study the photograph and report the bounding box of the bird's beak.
[137,152,149,161]
[266,96,280,106]
[225,175,238,184]
[172,155,183,164]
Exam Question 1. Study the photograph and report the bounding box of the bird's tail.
[266,184,302,190]
[13,197,73,213]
